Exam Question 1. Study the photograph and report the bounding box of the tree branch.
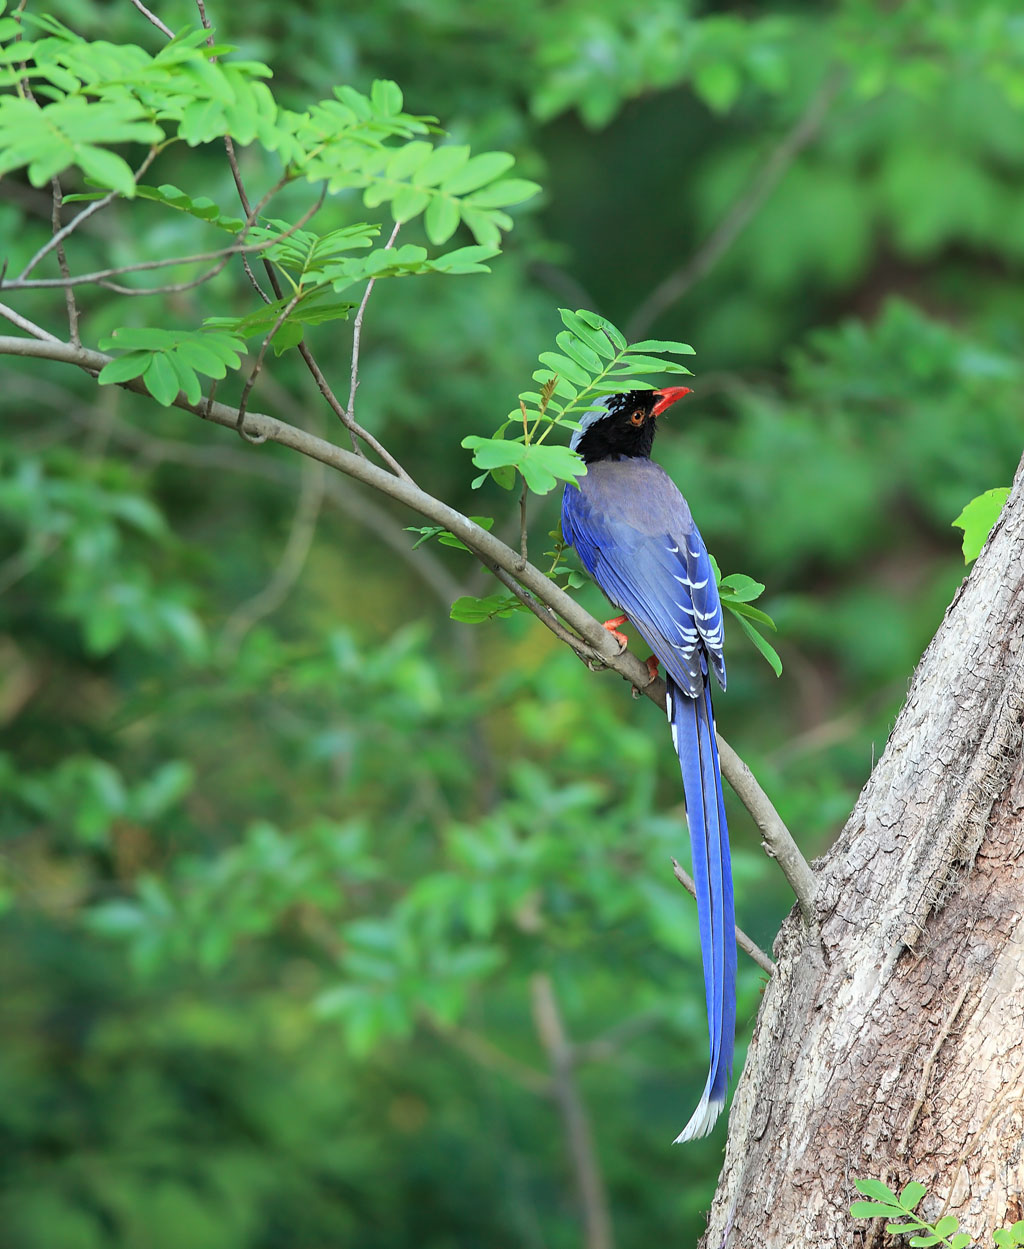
[671,858,774,975]
[626,69,843,340]
[530,973,614,1249]
[129,0,174,39]
[0,331,811,915]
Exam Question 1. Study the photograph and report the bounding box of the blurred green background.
[2,1,1022,1246]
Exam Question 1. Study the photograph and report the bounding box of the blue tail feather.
[667,675,736,1142]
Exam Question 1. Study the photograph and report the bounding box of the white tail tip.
[673,1090,726,1143]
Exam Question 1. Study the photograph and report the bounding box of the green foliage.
[851,1178,1024,1248]
[952,487,1011,563]
[462,308,692,495]
[98,327,244,404]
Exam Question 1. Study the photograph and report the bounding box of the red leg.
[601,614,629,650]
[644,654,661,683]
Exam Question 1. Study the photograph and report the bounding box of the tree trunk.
[707,452,1024,1247]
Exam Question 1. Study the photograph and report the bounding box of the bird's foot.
[601,614,629,653]
[631,654,661,698]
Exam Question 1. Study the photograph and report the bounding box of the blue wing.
[563,461,735,1140]
[562,463,726,697]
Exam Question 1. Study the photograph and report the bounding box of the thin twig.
[715,736,817,928]
[671,858,774,975]
[346,219,401,454]
[0,331,808,914]
[15,148,159,282]
[129,0,174,39]
[530,974,615,1249]
[0,302,61,341]
[9,234,294,289]
[234,288,305,430]
[626,68,844,340]
[50,178,80,345]
[299,342,415,481]
[424,1014,551,1097]
[219,428,325,653]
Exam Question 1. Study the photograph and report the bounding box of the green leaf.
[538,351,592,388]
[97,353,150,385]
[629,338,697,355]
[75,144,136,196]
[465,177,540,209]
[735,613,783,677]
[559,309,615,359]
[905,1235,940,1247]
[951,486,1010,563]
[719,573,766,602]
[440,151,516,195]
[933,1216,960,1237]
[850,1202,908,1219]
[424,194,460,245]
[416,144,470,185]
[450,592,524,623]
[899,1182,928,1212]
[854,1179,901,1204]
[461,437,587,496]
[694,61,742,113]
[143,353,182,406]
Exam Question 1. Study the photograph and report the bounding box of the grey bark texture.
[705,450,1024,1248]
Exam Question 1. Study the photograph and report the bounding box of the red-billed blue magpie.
[561,387,736,1141]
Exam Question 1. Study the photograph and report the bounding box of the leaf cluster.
[851,1178,1024,1249]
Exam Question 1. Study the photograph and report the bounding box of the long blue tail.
[667,674,736,1142]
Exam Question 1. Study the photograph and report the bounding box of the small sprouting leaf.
[404,517,494,551]
[450,592,524,623]
[933,1216,960,1238]
[952,486,1010,563]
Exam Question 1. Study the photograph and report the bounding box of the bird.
[561,386,736,1142]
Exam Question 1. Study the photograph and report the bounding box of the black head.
[570,387,692,464]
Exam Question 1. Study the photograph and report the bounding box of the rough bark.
[707,451,1024,1248]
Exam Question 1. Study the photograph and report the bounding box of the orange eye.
[629,410,645,426]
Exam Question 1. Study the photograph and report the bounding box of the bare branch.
[424,1013,551,1097]
[671,858,774,975]
[626,69,843,340]
[129,0,174,39]
[716,736,817,928]
[50,179,80,345]
[219,431,325,654]
[298,342,415,482]
[0,331,808,914]
[15,147,160,283]
[530,974,614,1249]
[0,302,61,342]
[347,219,401,451]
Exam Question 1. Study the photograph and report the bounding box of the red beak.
[651,386,692,417]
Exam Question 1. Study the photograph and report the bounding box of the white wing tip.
[673,1091,726,1143]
